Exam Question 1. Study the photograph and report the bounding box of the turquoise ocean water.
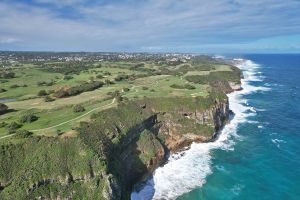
[132,54,300,200]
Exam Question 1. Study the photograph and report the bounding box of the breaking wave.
[131,59,268,200]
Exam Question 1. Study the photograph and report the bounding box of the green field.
[0,57,237,138]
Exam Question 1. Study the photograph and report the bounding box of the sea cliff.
[0,58,243,200]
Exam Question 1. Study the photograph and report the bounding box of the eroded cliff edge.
[77,90,233,199]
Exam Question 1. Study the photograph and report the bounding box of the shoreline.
[131,58,248,200]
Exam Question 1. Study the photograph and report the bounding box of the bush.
[0,88,7,93]
[37,80,54,86]
[0,121,7,128]
[184,84,196,90]
[0,103,8,115]
[38,90,48,96]
[142,86,148,90]
[47,90,54,94]
[44,95,55,102]
[116,95,123,102]
[170,84,195,90]
[107,90,120,98]
[10,84,19,89]
[73,104,85,113]
[19,112,38,123]
[63,75,73,80]
[54,81,104,98]
[7,122,22,133]
[105,79,114,85]
[0,71,15,78]
[123,88,130,92]
[14,130,33,138]
[96,74,104,79]
[114,74,129,82]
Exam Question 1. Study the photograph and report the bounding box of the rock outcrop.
[103,96,231,199]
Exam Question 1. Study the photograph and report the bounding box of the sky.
[0,0,300,53]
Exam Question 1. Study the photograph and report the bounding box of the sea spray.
[131,59,269,200]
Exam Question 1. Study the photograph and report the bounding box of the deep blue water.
[178,54,300,200]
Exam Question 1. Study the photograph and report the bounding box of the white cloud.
[34,0,86,6]
[0,36,18,44]
[0,0,300,52]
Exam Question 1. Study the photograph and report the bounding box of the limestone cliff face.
[110,97,230,199]
[154,98,230,152]
[76,95,232,199]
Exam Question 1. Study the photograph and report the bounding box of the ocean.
[132,54,300,200]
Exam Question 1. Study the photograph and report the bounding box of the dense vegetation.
[0,103,8,115]
[54,81,104,98]
[41,61,98,75]
[0,71,15,79]
[0,137,106,199]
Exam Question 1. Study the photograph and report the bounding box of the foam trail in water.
[131,59,268,200]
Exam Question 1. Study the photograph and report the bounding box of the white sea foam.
[271,138,286,148]
[131,58,266,200]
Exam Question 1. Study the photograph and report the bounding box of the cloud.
[0,37,18,44]
[0,0,300,52]
[34,0,87,6]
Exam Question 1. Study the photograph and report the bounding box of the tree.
[38,90,48,96]
[0,103,8,115]
[19,112,38,123]
[73,104,85,113]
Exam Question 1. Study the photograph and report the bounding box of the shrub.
[0,121,7,128]
[185,75,209,84]
[19,112,38,123]
[0,88,7,93]
[107,90,120,98]
[115,95,123,102]
[63,75,73,80]
[114,74,129,82]
[44,95,55,102]
[38,90,48,96]
[10,84,19,89]
[7,122,22,133]
[0,71,15,78]
[123,87,130,92]
[142,86,148,90]
[54,81,104,98]
[47,90,54,94]
[37,80,54,86]
[14,130,33,138]
[105,79,114,85]
[0,103,8,115]
[96,74,104,79]
[73,104,85,113]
